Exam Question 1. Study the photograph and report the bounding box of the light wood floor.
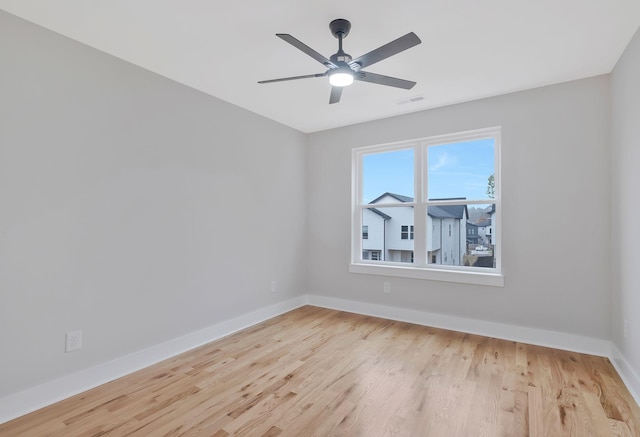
[1,306,639,436]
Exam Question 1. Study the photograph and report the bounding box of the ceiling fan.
[258,19,421,104]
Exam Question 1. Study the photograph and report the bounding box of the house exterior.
[362,193,468,265]
[427,204,468,266]
[467,204,497,249]
[476,220,492,246]
[466,222,481,245]
[362,193,415,262]
[361,208,390,261]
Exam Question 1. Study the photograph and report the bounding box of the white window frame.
[350,126,503,287]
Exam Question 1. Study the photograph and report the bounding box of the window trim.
[351,126,503,287]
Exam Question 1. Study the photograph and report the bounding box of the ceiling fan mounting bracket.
[329,19,351,39]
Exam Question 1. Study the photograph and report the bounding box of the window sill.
[349,263,504,287]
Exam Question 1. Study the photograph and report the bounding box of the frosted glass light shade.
[329,69,354,87]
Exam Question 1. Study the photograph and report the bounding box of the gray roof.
[369,192,414,204]
[367,193,469,220]
[428,204,467,219]
[369,208,392,220]
[475,220,491,227]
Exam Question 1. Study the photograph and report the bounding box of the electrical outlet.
[383,281,391,293]
[624,319,629,339]
[66,330,82,353]
[271,280,277,293]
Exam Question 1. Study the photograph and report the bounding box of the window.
[362,250,382,260]
[401,225,414,240]
[351,127,502,286]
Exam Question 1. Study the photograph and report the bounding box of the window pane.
[427,139,494,201]
[362,206,414,263]
[427,203,496,268]
[362,149,414,204]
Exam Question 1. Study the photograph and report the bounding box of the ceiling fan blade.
[258,73,327,84]
[329,86,343,104]
[350,32,421,69]
[276,34,337,68]
[356,71,416,89]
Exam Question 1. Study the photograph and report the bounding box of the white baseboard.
[2,294,638,425]
[610,344,640,405]
[0,296,306,425]
[304,295,611,356]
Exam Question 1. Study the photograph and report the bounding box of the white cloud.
[430,152,456,171]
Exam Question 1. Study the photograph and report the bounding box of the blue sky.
[362,139,494,203]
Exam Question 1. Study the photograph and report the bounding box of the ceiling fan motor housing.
[329,19,351,39]
[330,53,352,64]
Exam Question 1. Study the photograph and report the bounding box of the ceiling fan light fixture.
[328,68,354,87]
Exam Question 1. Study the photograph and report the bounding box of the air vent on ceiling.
[396,95,424,105]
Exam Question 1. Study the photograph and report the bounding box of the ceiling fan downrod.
[329,19,352,64]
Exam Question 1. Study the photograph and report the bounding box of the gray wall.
[306,76,611,339]
[0,11,307,396]
[611,28,640,375]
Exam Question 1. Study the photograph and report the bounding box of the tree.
[486,174,495,199]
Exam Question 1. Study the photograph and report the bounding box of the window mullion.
[413,144,426,266]
[352,149,363,263]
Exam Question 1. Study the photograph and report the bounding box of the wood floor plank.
[1,306,639,436]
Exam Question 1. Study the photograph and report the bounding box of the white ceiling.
[2,1,639,133]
